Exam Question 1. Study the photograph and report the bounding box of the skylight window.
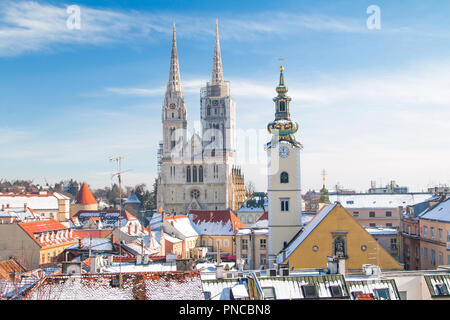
[436,284,449,295]
[374,288,390,300]
[301,284,318,299]
[329,285,343,297]
[262,287,276,300]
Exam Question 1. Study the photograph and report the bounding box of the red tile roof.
[257,211,268,221]
[73,229,113,239]
[18,219,78,247]
[189,209,245,232]
[74,183,97,205]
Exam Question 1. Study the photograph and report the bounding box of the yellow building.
[277,203,403,272]
[0,219,78,269]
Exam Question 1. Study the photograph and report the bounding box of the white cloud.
[0,1,374,57]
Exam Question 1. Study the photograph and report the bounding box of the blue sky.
[1,0,450,192]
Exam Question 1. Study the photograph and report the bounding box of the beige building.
[329,193,432,229]
[0,191,70,222]
[235,228,268,270]
[163,214,199,259]
[418,197,450,270]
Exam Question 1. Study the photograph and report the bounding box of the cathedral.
[156,21,245,214]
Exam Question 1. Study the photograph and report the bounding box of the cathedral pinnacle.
[166,22,184,99]
[211,19,224,85]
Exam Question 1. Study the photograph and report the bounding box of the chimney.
[210,211,213,220]
[128,223,131,235]
[78,238,83,249]
[110,233,115,244]
[6,204,10,209]
[1,204,4,211]
[135,224,138,234]
[24,203,27,212]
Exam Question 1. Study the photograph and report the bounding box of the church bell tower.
[266,61,303,267]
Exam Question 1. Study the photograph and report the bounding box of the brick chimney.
[24,203,27,212]
[6,204,10,209]
[135,224,138,234]
[79,238,83,249]
[1,204,4,211]
[128,223,131,235]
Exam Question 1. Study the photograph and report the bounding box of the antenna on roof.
[109,155,131,289]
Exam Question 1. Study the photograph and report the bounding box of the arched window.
[280,171,289,184]
[193,166,197,182]
[279,100,286,112]
[186,166,191,182]
[199,165,203,182]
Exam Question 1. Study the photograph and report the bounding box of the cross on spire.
[321,169,327,185]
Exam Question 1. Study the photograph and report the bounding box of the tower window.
[280,198,289,212]
[280,171,289,184]
[186,166,191,182]
[199,166,203,182]
[193,166,197,182]
[279,100,286,112]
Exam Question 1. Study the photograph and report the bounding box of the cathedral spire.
[166,22,184,98]
[211,19,224,84]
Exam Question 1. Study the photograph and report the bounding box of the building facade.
[329,193,432,229]
[156,22,245,215]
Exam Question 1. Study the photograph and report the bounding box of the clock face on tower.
[279,146,290,158]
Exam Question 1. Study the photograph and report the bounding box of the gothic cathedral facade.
[157,21,245,214]
[266,64,303,266]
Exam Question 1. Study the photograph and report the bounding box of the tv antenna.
[109,155,131,288]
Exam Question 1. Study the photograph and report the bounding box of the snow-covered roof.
[165,215,199,238]
[201,279,249,300]
[365,227,398,236]
[121,241,158,256]
[26,271,204,300]
[256,273,348,299]
[345,278,400,300]
[235,228,268,236]
[67,238,113,251]
[103,262,176,273]
[164,232,183,243]
[0,192,68,210]
[189,210,245,236]
[419,198,450,223]
[0,207,42,222]
[329,193,432,209]
[74,209,137,228]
